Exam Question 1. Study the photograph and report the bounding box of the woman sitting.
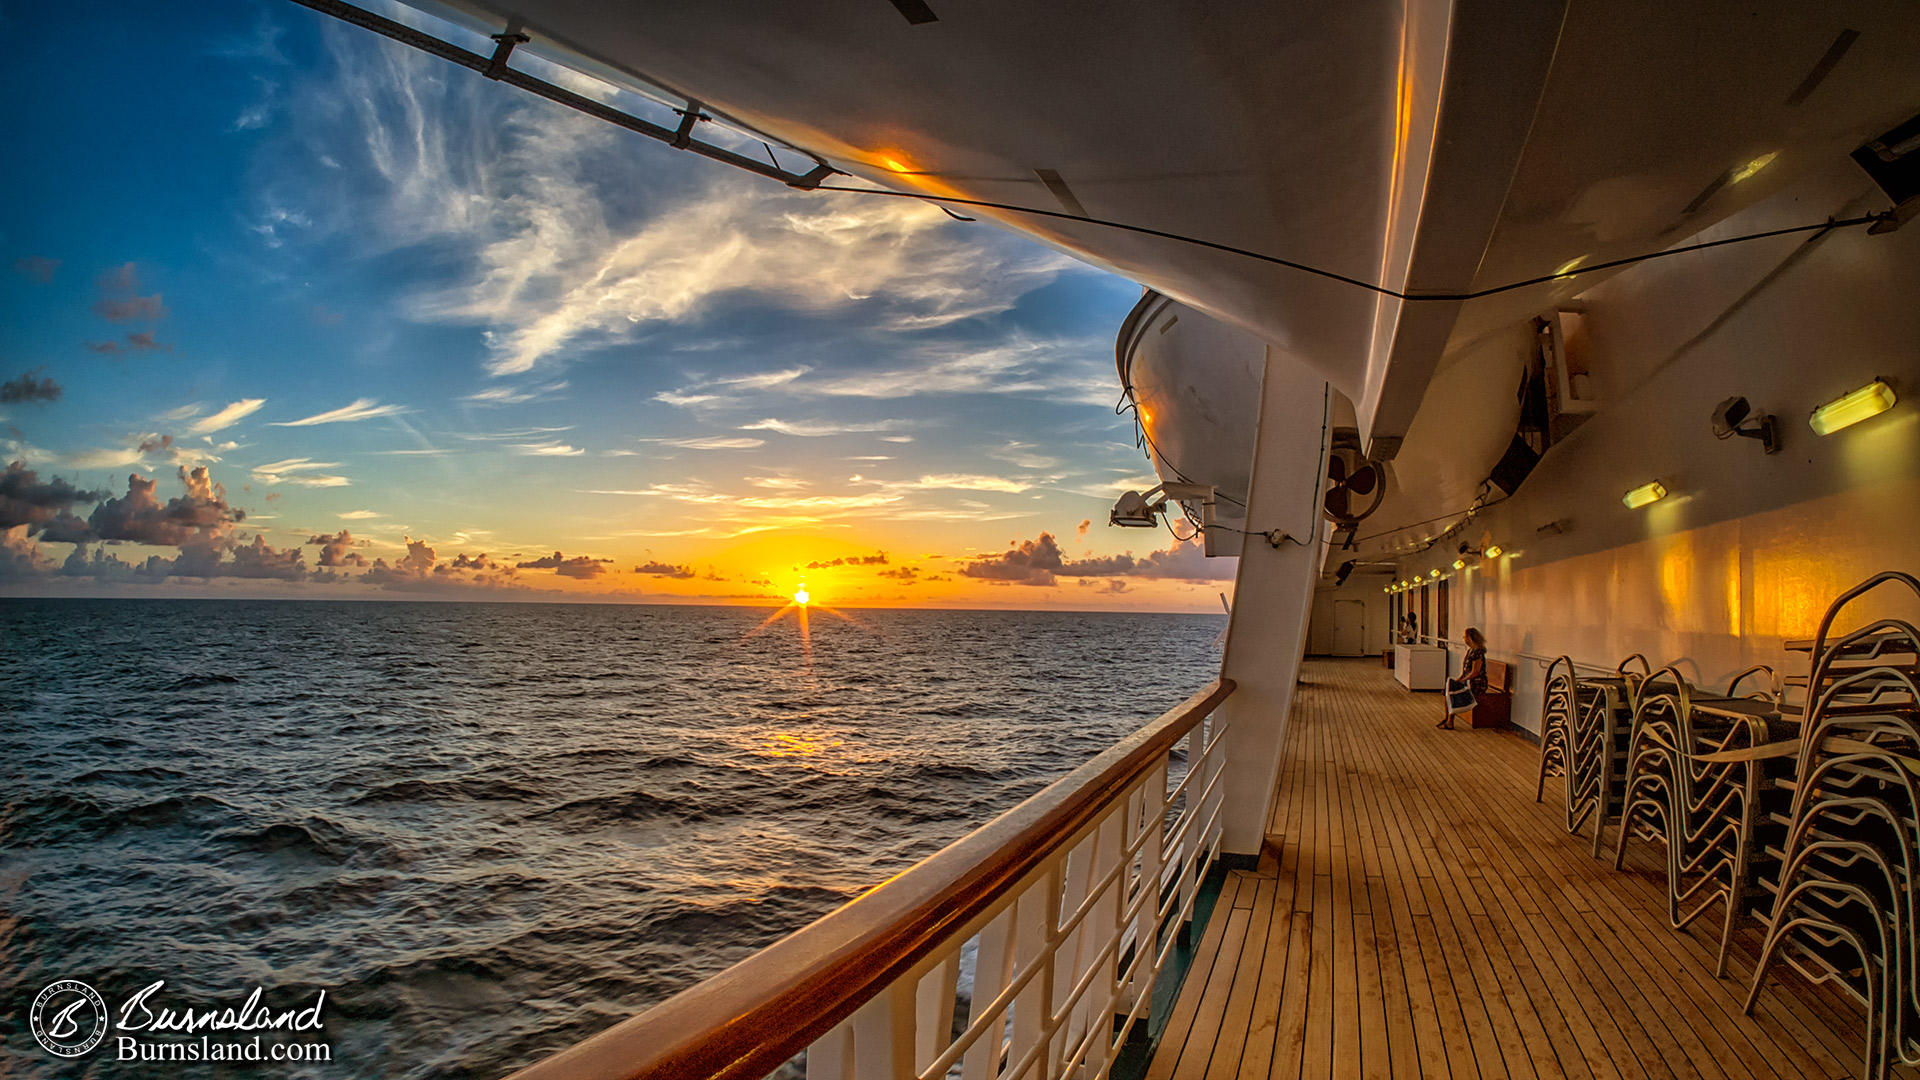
[1438,627,1488,730]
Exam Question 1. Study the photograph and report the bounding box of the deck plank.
[1141,659,1916,1080]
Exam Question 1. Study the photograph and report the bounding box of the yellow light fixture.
[1429,569,1441,579]
[1453,559,1465,570]
[1622,481,1668,509]
[1485,544,1504,558]
[1809,379,1897,436]
[1729,151,1779,185]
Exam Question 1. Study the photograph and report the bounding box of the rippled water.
[0,599,1221,1078]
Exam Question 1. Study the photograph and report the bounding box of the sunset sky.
[0,1,1234,610]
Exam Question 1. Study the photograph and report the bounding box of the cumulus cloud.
[2,526,51,581]
[960,532,1235,586]
[1,370,62,405]
[962,532,1068,586]
[92,263,169,324]
[803,553,888,569]
[358,538,524,592]
[85,466,245,547]
[13,256,60,283]
[225,533,307,579]
[306,529,369,567]
[1,461,108,531]
[633,560,695,579]
[516,551,611,578]
[270,398,409,426]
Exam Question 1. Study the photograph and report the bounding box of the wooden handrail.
[504,678,1237,1080]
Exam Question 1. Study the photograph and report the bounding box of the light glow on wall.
[1623,481,1668,509]
[1809,380,1897,436]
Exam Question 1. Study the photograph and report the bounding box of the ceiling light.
[1453,559,1465,570]
[1809,379,1897,435]
[1429,569,1440,578]
[1485,544,1504,557]
[1729,151,1779,184]
[1623,481,1668,509]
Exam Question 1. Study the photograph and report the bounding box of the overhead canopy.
[402,0,1920,452]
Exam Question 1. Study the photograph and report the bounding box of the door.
[1332,600,1365,656]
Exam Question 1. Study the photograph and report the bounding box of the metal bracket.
[670,101,708,149]
[485,28,529,80]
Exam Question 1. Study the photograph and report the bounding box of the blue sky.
[0,0,1234,607]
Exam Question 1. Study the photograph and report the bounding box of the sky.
[0,0,1236,610]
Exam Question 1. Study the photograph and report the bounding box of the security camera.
[1711,396,1780,453]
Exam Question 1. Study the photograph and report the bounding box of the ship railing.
[505,678,1238,1080]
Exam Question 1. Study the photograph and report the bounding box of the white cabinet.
[1394,644,1447,691]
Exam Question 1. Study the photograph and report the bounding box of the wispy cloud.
[252,458,351,487]
[741,418,910,437]
[309,39,1075,377]
[465,381,569,405]
[338,510,383,519]
[653,435,764,450]
[189,398,267,434]
[509,440,585,457]
[270,398,409,426]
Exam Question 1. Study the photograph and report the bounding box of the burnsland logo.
[29,979,331,1063]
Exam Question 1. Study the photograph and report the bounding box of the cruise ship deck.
[1149,659,1918,1080]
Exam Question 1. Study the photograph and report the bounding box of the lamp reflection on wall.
[1809,379,1897,435]
[1623,481,1668,509]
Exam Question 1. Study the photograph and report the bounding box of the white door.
[1332,600,1365,656]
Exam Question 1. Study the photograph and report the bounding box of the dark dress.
[1463,646,1488,694]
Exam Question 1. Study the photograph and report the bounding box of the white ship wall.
[1306,582,1395,657]
[1397,160,1920,734]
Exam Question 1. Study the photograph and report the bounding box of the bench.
[1468,658,1513,729]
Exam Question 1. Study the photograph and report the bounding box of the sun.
[793,588,810,606]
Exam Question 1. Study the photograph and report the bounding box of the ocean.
[0,599,1223,1078]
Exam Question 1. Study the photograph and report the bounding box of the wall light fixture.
[1623,481,1667,509]
[1809,379,1897,436]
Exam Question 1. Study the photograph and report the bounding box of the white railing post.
[850,979,916,1080]
[1126,760,1167,1019]
[808,1024,853,1080]
[960,906,1017,1080]
[1079,808,1127,1080]
[1178,726,1204,931]
[915,952,960,1075]
[1010,869,1059,1080]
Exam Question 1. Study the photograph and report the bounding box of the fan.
[1323,446,1385,524]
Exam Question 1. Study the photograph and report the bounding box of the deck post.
[1214,351,1333,857]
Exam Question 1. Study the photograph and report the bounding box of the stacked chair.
[1744,572,1920,1079]
[1612,663,1781,975]
[1535,653,1650,856]
[1530,571,1919,1078]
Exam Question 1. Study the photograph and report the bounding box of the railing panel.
[504,679,1234,1080]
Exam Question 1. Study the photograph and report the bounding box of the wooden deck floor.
[1144,658,1913,1080]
